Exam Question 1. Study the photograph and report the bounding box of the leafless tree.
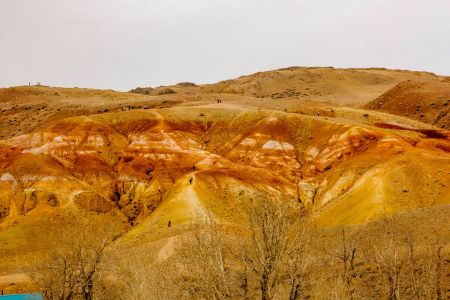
[420,218,446,300]
[283,217,312,300]
[173,213,237,299]
[370,216,405,300]
[103,245,177,300]
[333,227,360,299]
[29,212,124,300]
[158,197,313,300]
[239,198,311,300]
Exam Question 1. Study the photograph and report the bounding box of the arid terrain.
[0,67,449,299]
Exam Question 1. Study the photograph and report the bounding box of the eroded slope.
[1,108,449,231]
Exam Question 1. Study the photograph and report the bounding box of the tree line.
[28,200,448,299]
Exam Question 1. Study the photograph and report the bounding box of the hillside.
[0,67,449,297]
[132,67,443,106]
[365,79,450,130]
[0,86,183,139]
[1,107,448,225]
[1,67,444,140]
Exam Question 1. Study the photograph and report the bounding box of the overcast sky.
[1,0,449,91]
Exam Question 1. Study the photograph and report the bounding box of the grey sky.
[1,0,449,91]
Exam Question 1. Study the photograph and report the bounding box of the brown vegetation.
[28,213,124,300]
[36,196,447,300]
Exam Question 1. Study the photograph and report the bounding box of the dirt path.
[151,110,170,130]
[156,236,175,262]
[180,172,207,218]
[0,273,29,285]
[192,102,252,111]
[155,172,210,262]
[62,189,85,208]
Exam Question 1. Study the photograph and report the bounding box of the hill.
[0,67,449,297]
[132,67,443,106]
[0,86,183,139]
[365,79,450,130]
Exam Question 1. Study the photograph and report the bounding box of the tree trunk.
[435,247,442,300]
[82,274,94,300]
[289,279,301,300]
[260,274,270,300]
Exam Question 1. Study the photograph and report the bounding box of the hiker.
[192,165,196,171]
[168,220,171,228]
[189,177,193,184]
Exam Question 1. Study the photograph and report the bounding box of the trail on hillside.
[156,172,208,262]
[0,273,29,285]
[180,173,208,219]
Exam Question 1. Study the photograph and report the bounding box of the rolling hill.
[0,67,449,296]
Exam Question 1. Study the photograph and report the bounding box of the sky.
[1,0,449,91]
